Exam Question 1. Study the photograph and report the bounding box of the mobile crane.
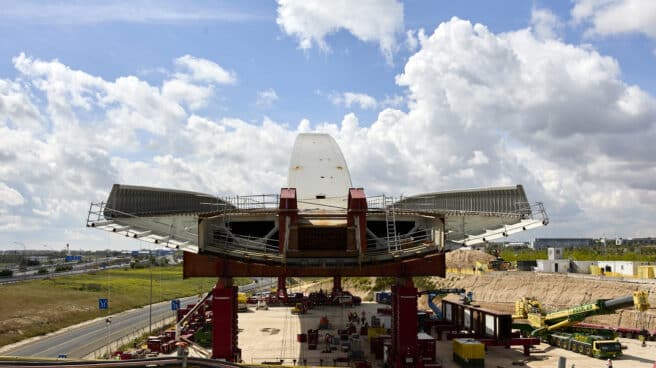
[513,291,650,359]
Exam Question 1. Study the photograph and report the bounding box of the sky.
[1,0,655,251]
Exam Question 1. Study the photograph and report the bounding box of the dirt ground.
[236,302,656,368]
[433,249,656,331]
[251,250,656,366]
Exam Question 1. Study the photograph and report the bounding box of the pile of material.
[445,249,495,269]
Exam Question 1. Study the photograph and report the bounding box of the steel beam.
[182,252,445,278]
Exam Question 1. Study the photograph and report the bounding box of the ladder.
[384,195,400,252]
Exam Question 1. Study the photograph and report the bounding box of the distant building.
[625,237,656,246]
[532,238,594,249]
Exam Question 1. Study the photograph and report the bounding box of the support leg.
[277,276,288,304]
[212,277,240,361]
[332,276,342,294]
[391,277,420,368]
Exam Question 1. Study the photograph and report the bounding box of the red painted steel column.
[347,188,368,254]
[391,278,419,368]
[212,277,240,361]
[278,188,298,253]
[277,276,288,304]
[332,276,342,294]
[276,188,296,305]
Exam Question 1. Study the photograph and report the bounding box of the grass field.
[0,265,250,347]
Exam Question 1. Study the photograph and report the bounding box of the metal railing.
[221,194,280,210]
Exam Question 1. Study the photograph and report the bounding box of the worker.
[606,359,613,368]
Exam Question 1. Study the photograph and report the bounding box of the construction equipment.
[291,302,307,314]
[513,291,650,359]
[487,257,512,271]
[237,292,248,312]
[512,297,543,319]
[255,300,268,310]
[418,288,467,319]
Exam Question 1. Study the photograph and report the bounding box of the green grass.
[0,265,250,347]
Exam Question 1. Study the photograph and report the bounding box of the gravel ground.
[237,301,656,367]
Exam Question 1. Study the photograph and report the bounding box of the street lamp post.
[149,247,153,336]
[13,241,26,271]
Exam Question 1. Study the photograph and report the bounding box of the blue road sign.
[98,298,108,310]
[171,299,180,311]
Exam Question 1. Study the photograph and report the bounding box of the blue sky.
[1,0,655,250]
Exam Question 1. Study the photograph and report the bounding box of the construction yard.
[236,302,656,368]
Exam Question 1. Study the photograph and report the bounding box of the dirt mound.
[445,249,495,269]
[427,272,656,331]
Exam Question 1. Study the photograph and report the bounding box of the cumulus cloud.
[256,88,279,108]
[174,55,237,85]
[276,0,404,63]
[572,0,656,39]
[0,182,25,206]
[530,7,563,40]
[2,17,656,247]
[323,91,404,110]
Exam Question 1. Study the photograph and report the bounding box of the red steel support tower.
[212,277,240,361]
[391,278,420,368]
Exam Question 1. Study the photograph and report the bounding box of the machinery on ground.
[237,292,248,312]
[418,288,467,319]
[487,257,512,271]
[513,291,650,359]
[291,302,307,314]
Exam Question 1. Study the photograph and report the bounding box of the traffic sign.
[171,299,180,311]
[98,298,108,310]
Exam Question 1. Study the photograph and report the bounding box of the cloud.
[256,88,279,108]
[572,0,656,39]
[0,182,25,206]
[334,92,378,110]
[276,0,404,63]
[530,7,563,40]
[174,55,237,85]
[0,1,268,24]
[323,91,404,110]
[2,17,656,248]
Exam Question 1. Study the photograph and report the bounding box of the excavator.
[512,291,650,359]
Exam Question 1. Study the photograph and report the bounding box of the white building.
[597,261,649,277]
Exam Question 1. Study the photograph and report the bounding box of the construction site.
[3,133,654,368]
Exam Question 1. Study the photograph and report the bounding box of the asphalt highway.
[1,296,198,358]
[1,278,275,359]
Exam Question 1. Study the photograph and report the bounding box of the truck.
[513,291,650,359]
[547,332,622,359]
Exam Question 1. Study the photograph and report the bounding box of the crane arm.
[418,288,466,320]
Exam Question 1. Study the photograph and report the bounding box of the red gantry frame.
[183,187,446,365]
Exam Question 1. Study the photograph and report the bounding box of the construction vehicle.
[487,257,512,271]
[513,290,650,359]
[291,302,307,314]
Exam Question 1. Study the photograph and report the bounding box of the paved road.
[0,279,276,359]
[1,296,198,358]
